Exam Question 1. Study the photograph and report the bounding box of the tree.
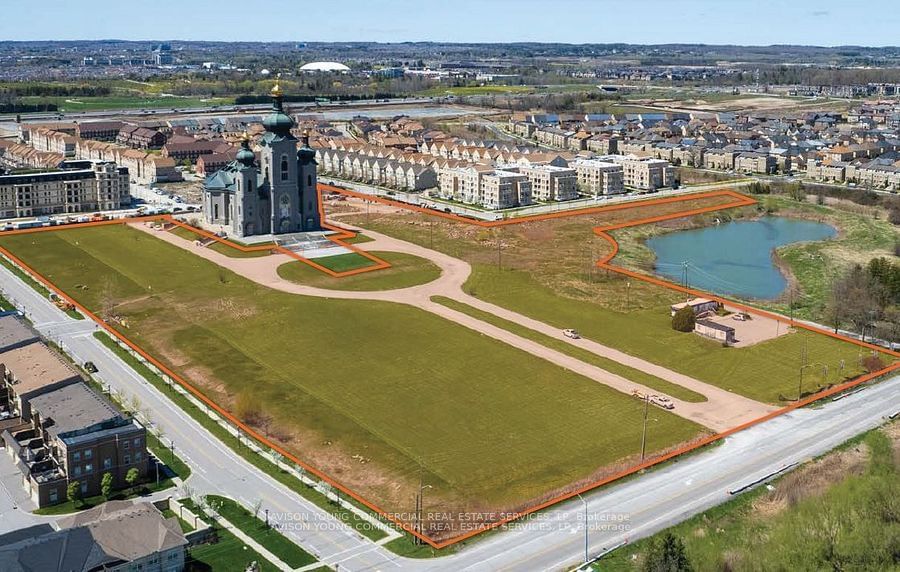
[67,480,83,507]
[643,533,693,572]
[671,306,696,332]
[100,472,114,499]
[125,467,140,492]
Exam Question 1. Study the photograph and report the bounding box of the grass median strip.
[206,495,317,568]
[430,295,708,403]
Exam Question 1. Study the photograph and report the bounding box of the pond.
[646,216,836,300]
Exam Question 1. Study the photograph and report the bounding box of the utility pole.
[640,394,650,462]
[789,286,794,325]
[576,492,588,564]
[626,281,631,311]
[496,229,502,270]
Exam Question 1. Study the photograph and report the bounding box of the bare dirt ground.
[130,218,775,432]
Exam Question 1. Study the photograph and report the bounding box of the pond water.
[646,216,837,300]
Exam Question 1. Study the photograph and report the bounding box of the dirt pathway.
[132,221,775,431]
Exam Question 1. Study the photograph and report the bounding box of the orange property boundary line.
[0,187,896,550]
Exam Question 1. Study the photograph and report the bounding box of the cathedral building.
[202,82,321,238]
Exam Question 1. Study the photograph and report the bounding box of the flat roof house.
[0,342,82,421]
[0,316,39,354]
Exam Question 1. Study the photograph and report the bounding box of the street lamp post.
[416,482,433,545]
[576,492,588,564]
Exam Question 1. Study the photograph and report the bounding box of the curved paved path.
[132,220,775,431]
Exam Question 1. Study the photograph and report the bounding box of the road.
[1,257,898,571]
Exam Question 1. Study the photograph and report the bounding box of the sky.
[4,0,900,46]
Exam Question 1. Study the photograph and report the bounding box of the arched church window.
[280,155,289,181]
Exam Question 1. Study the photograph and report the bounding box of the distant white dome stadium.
[299,61,350,73]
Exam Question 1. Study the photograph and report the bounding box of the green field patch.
[278,251,441,291]
[312,251,378,272]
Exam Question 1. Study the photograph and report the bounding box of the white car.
[563,329,580,339]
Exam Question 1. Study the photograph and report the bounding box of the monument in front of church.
[202,80,321,238]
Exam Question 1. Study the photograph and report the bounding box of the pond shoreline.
[639,213,837,302]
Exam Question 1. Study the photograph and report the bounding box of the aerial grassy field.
[0,224,703,541]
[278,251,441,291]
[17,94,233,112]
[339,194,884,404]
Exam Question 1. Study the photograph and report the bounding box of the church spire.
[263,72,295,137]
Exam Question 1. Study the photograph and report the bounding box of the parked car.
[563,328,580,339]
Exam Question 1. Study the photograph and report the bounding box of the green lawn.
[206,495,317,568]
[278,251,441,291]
[464,265,873,404]
[431,296,707,403]
[312,251,378,272]
[0,225,702,533]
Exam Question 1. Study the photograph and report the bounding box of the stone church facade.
[202,83,321,238]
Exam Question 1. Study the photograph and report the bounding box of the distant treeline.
[234,92,401,105]
[0,102,59,113]
[0,83,112,97]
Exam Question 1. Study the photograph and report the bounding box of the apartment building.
[703,149,738,171]
[77,140,182,185]
[806,159,848,183]
[481,170,532,209]
[0,161,130,219]
[76,121,125,142]
[601,155,675,191]
[519,164,579,201]
[18,122,77,145]
[0,330,148,507]
[117,125,167,149]
[438,164,494,205]
[734,152,777,174]
[572,158,625,196]
[585,136,618,155]
[162,140,233,164]
[30,128,77,157]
